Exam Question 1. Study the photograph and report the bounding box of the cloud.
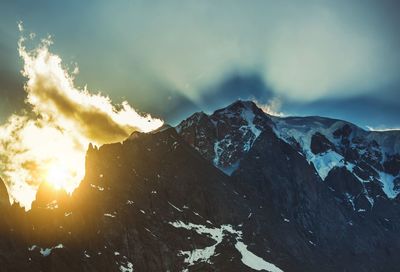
[0,27,163,209]
[18,35,162,144]
[253,97,284,117]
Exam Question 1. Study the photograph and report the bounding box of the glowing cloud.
[0,26,163,209]
[253,98,284,117]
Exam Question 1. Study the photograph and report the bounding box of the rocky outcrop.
[383,154,400,176]
[310,132,335,154]
[0,178,9,207]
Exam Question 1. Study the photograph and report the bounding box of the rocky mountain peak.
[176,100,272,174]
[213,100,263,116]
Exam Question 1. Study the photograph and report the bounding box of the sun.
[44,163,73,191]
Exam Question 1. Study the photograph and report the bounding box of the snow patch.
[29,244,64,257]
[377,171,399,199]
[309,151,350,180]
[119,260,133,272]
[168,201,183,212]
[169,221,283,272]
[235,241,283,272]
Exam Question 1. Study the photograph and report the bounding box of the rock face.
[0,178,9,207]
[310,132,335,154]
[177,101,272,173]
[383,154,400,176]
[0,100,399,271]
[0,128,286,271]
[175,100,400,270]
[233,127,400,272]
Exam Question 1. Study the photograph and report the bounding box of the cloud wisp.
[0,26,163,209]
[253,97,284,117]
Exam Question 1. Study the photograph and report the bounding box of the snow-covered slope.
[272,116,400,200]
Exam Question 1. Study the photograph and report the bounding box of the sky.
[1,0,400,130]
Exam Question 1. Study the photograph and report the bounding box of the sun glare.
[42,154,86,193]
[44,163,71,190]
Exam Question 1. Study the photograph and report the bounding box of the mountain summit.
[177,100,273,174]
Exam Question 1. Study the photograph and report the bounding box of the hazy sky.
[1,0,399,129]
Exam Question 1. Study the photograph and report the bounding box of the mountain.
[0,100,399,271]
[176,100,400,271]
[177,101,400,208]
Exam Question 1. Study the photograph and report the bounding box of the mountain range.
[0,100,399,271]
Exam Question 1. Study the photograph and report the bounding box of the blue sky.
[0,0,399,129]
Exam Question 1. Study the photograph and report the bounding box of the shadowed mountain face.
[0,100,399,271]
